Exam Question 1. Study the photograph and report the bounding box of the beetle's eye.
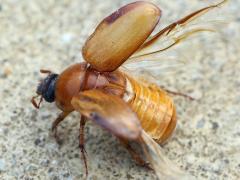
[36,74,58,103]
[43,74,58,103]
[43,77,57,103]
[37,81,44,95]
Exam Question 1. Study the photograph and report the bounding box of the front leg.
[51,111,71,142]
[79,116,88,176]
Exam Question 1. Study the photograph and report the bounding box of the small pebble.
[0,159,6,171]
[211,122,219,130]
[61,33,74,44]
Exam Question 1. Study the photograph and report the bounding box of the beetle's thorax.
[55,63,126,112]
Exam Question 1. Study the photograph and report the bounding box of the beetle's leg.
[119,138,152,170]
[51,111,70,142]
[79,116,88,176]
[160,86,195,101]
[31,95,43,109]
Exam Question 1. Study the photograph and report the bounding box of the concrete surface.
[0,0,239,179]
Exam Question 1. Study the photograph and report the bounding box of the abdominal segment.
[125,76,176,144]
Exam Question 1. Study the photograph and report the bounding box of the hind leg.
[119,138,152,170]
[160,86,195,100]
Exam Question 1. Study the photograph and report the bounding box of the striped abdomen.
[125,76,177,143]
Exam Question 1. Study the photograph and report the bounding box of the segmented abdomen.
[126,76,177,143]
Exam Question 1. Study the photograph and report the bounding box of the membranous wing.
[122,0,228,80]
[141,130,195,180]
[130,0,227,59]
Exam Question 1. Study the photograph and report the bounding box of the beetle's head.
[31,70,59,109]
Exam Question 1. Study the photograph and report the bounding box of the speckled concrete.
[0,0,239,179]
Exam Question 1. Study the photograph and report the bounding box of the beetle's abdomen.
[126,77,176,144]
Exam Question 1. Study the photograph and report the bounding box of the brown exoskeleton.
[32,1,227,179]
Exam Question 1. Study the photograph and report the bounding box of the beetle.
[32,1,227,178]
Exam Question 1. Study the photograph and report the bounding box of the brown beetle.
[32,1,227,178]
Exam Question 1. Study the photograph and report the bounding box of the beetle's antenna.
[31,95,43,109]
[40,69,52,74]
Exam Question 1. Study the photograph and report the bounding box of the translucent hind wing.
[131,0,228,59]
[140,130,195,180]
[131,27,215,58]
[122,50,188,81]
